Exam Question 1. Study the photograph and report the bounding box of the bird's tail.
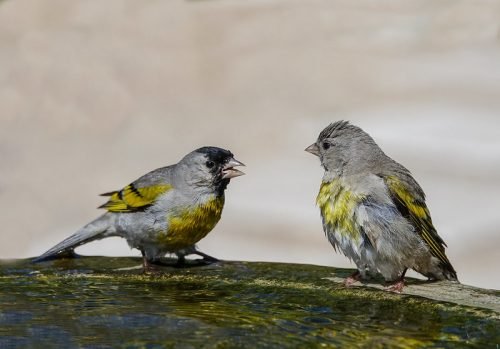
[32,214,116,263]
[421,261,458,282]
[440,262,458,282]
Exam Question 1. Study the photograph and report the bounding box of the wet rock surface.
[0,257,498,348]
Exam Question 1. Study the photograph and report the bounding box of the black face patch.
[196,146,233,166]
[195,146,234,196]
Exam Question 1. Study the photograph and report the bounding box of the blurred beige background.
[1,0,499,289]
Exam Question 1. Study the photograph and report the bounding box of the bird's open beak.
[222,158,245,179]
[305,143,320,157]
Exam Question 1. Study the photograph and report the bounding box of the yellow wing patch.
[385,176,430,220]
[99,183,172,212]
[384,175,451,266]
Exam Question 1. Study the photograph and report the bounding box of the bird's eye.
[206,161,215,168]
[322,142,331,150]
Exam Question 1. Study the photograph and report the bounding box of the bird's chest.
[156,196,224,250]
[317,179,364,243]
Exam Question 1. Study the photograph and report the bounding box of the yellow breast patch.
[317,180,363,240]
[157,196,225,251]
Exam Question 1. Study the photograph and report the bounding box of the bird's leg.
[141,250,158,273]
[141,250,149,270]
[344,270,362,286]
[385,268,407,293]
[175,253,186,267]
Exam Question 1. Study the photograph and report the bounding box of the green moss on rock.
[0,257,498,348]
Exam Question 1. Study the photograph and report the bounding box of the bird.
[33,146,245,270]
[305,121,457,292]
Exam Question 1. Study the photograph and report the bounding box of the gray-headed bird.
[306,121,457,292]
[34,147,244,270]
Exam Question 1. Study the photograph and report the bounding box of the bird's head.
[305,120,382,175]
[180,146,245,195]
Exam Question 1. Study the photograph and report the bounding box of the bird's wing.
[99,184,172,212]
[99,166,174,213]
[381,174,453,269]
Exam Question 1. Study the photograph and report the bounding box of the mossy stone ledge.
[0,257,498,348]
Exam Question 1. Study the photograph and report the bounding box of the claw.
[141,251,160,274]
[344,270,361,286]
[385,279,405,293]
[385,268,407,293]
[195,251,219,263]
[142,258,159,274]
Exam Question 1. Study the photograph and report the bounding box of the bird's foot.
[194,251,219,264]
[385,279,405,293]
[344,270,361,286]
[176,246,219,265]
[385,268,407,293]
[142,258,161,274]
[172,258,216,269]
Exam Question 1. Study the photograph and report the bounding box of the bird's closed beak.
[305,143,320,157]
[222,158,245,179]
